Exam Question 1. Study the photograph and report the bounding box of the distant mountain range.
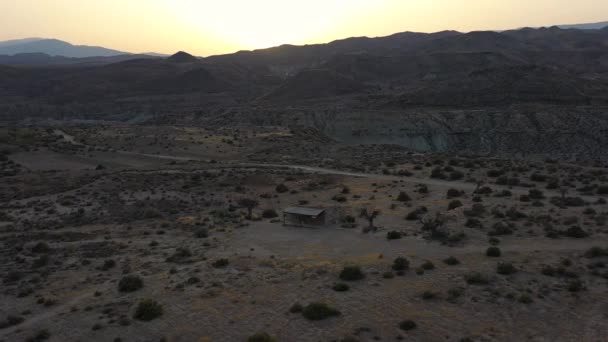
[0,38,168,59]
[557,21,608,30]
[0,38,128,57]
[0,20,606,60]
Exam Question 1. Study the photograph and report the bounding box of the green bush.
[405,207,427,220]
[448,200,463,210]
[421,261,435,270]
[31,242,50,253]
[0,315,24,329]
[421,291,437,300]
[194,228,208,238]
[248,332,276,342]
[567,280,585,292]
[392,257,410,271]
[584,246,608,258]
[302,303,340,320]
[496,262,517,275]
[27,329,51,342]
[332,283,350,292]
[262,209,278,219]
[399,320,417,331]
[275,184,289,193]
[443,256,460,265]
[289,302,303,313]
[386,231,402,240]
[465,272,489,285]
[212,259,229,268]
[118,275,143,292]
[133,299,163,321]
[563,226,588,238]
[339,266,364,281]
[486,246,502,257]
[447,189,463,199]
[396,192,411,202]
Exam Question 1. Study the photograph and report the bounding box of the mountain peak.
[0,38,126,57]
[167,51,198,63]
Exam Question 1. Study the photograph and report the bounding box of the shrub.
[101,259,116,270]
[447,189,463,199]
[194,228,208,238]
[392,257,410,271]
[382,271,394,279]
[332,283,350,292]
[519,294,533,304]
[496,262,517,275]
[396,192,411,202]
[567,280,585,292]
[447,287,464,300]
[421,291,437,300]
[31,255,49,269]
[465,272,489,285]
[248,333,276,342]
[341,215,357,228]
[31,242,50,253]
[465,218,482,228]
[302,303,340,320]
[0,315,24,329]
[332,194,347,202]
[118,275,143,292]
[448,200,463,210]
[339,266,364,281]
[275,184,289,193]
[262,209,278,219]
[584,246,608,258]
[166,247,192,263]
[487,169,504,178]
[464,204,485,217]
[528,189,545,199]
[406,207,427,220]
[133,299,163,321]
[443,256,460,265]
[486,247,502,257]
[386,231,402,240]
[27,329,51,342]
[450,170,464,180]
[488,222,513,236]
[564,226,588,238]
[421,261,435,270]
[399,320,417,331]
[430,168,446,179]
[289,303,303,313]
[212,259,229,268]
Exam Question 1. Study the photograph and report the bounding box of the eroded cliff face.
[213,106,608,162]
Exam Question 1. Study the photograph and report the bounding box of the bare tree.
[238,198,259,219]
[419,214,448,240]
[360,208,381,233]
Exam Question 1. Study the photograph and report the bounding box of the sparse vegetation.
[339,266,365,281]
[302,303,340,320]
[133,299,163,321]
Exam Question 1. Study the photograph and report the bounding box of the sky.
[0,0,607,56]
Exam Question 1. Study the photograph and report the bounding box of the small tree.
[238,198,259,219]
[360,208,380,233]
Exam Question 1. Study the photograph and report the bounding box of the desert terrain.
[0,124,607,342]
[1,24,608,342]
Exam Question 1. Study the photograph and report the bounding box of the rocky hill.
[1,26,608,160]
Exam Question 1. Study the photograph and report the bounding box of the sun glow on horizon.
[1,0,607,56]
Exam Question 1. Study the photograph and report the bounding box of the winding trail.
[52,130,599,201]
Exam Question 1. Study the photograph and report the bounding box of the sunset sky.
[1,0,607,56]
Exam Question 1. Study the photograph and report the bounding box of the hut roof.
[283,207,326,217]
